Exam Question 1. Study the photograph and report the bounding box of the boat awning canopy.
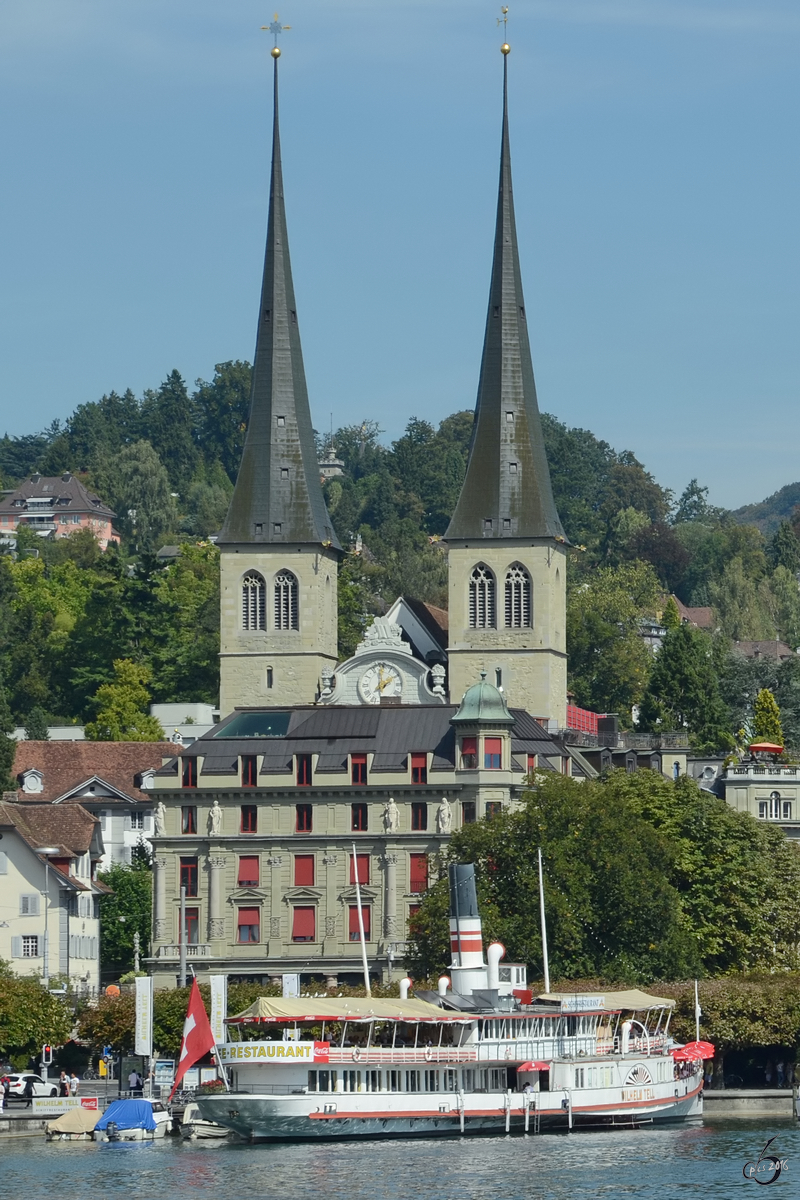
[226,996,472,1024]
[518,1061,550,1071]
[46,1107,100,1134]
[536,989,675,1012]
[95,1099,156,1131]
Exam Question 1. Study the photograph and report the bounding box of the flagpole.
[352,842,372,997]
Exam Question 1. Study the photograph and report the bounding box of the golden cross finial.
[262,12,291,57]
[498,5,510,54]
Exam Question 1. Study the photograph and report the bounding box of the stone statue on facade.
[208,798,222,836]
[436,797,452,834]
[383,797,400,833]
[153,801,167,837]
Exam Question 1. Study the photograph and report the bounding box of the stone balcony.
[154,943,213,959]
[724,765,799,779]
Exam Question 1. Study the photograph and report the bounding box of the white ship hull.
[197,1073,703,1142]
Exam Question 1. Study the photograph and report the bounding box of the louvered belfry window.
[505,563,532,628]
[274,570,299,630]
[469,565,496,628]
[242,571,266,630]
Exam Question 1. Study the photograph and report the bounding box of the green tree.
[97,860,153,975]
[106,440,177,551]
[84,659,165,742]
[768,521,800,573]
[766,565,800,650]
[752,688,784,746]
[709,556,775,640]
[192,360,252,483]
[150,544,220,704]
[0,966,73,1062]
[566,562,660,716]
[139,369,199,492]
[23,707,50,740]
[661,596,681,630]
[638,623,734,751]
[0,669,17,790]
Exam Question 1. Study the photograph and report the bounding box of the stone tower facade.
[445,52,567,728]
[217,57,340,716]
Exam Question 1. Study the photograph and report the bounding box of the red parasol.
[518,1061,550,1071]
[671,1040,715,1061]
[749,743,784,754]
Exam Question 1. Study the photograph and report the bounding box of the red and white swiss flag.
[169,978,217,1099]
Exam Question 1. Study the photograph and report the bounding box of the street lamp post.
[34,846,59,1082]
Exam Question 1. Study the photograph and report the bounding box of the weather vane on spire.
[262,12,291,58]
[497,5,510,54]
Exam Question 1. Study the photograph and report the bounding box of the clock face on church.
[358,662,403,705]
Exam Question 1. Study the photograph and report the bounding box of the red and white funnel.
[448,863,488,995]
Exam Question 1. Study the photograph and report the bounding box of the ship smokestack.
[448,863,488,995]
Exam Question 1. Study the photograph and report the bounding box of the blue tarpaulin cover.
[95,1099,157,1131]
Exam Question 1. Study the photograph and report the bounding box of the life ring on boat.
[352,1047,363,1062]
[425,1047,434,1062]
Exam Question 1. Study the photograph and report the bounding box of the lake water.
[2,1120,797,1198]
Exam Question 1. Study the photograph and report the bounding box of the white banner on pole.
[134,975,153,1057]
[209,974,227,1045]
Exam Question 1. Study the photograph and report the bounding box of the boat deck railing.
[326,1047,478,1065]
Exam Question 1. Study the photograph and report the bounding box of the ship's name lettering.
[621,1088,654,1102]
[219,1041,329,1063]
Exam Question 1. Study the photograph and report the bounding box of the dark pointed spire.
[445,50,564,543]
[218,53,340,549]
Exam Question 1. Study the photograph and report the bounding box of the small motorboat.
[95,1098,172,1142]
[46,1107,100,1141]
[180,1102,232,1141]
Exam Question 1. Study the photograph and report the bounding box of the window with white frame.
[22,935,39,957]
[130,811,145,830]
[19,894,40,916]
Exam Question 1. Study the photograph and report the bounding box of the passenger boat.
[180,1102,233,1141]
[195,865,704,1142]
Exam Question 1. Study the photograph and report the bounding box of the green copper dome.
[451,672,515,726]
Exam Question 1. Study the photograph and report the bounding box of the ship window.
[469,565,496,628]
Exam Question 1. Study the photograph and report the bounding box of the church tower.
[445,43,567,728]
[217,48,340,715]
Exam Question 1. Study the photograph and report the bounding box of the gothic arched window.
[274,570,299,630]
[469,565,496,628]
[242,571,266,631]
[504,563,532,628]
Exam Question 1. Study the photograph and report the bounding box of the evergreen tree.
[0,670,17,791]
[139,370,199,492]
[752,688,784,746]
[106,440,177,551]
[638,623,734,751]
[23,707,49,741]
[661,596,681,630]
[768,521,800,574]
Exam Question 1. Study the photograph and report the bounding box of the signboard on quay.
[218,1040,330,1064]
[134,975,154,1057]
[32,1097,100,1115]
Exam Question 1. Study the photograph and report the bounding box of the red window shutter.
[484,737,502,769]
[409,853,428,893]
[237,908,260,943]
[351,754,367,785]
[237,907,259,926]
[349,905,370,940]
[238,856,259,886]
[462,737,477,755]
[350,854,370,885]
[294,855,315,886]
[292,906,315,941]
[411,753,427,784]
[527,753,536,774]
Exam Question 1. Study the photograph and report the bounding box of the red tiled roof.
[671,596,714,629]
[12,741,182,804]
[0,800,98,859]
[734,640,796,660]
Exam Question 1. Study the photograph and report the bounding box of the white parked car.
[2,1073,58,1100]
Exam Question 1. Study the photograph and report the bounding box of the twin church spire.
[218,51,339,550]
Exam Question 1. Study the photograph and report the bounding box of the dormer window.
[19,769,44,794]
[484,737,502,770]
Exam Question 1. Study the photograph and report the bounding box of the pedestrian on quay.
[128,1068,139,1095]
[69,1072,79,1096]
[59,1070,70,1097]
[765,1060,774,1087]
[23,1077,34,1108]
[2,1077,9,1109]
[777,1061,785,1088]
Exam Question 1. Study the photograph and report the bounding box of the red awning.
[518,1061,550,1071]
[671,1040,715,1061]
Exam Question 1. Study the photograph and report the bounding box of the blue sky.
[1,0,798,510]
